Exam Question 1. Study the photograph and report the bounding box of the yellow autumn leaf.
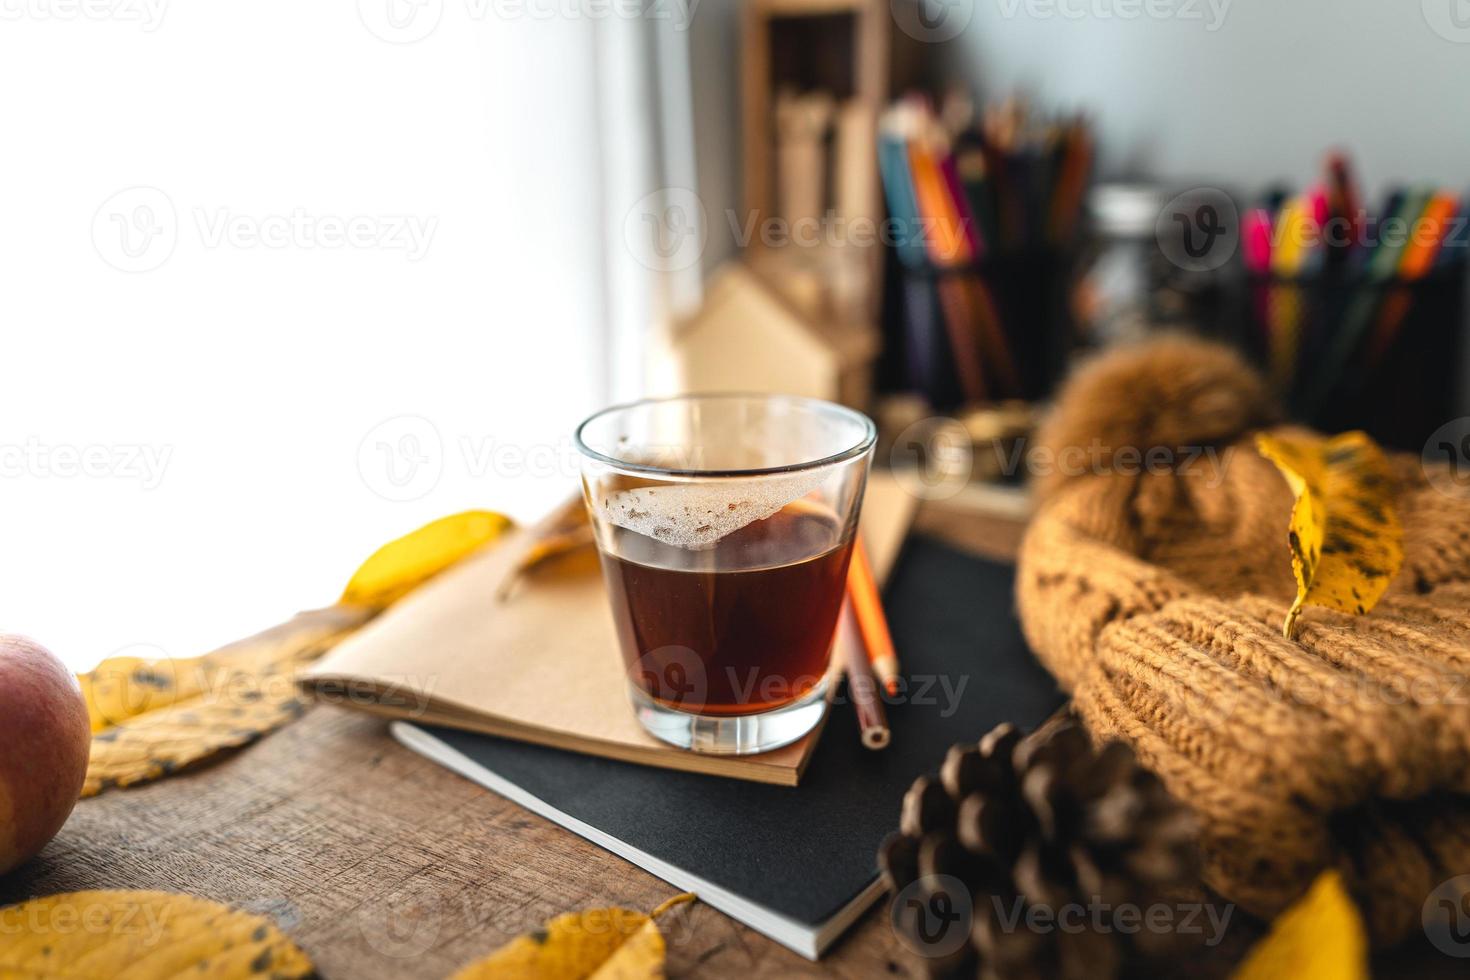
[342,509,513,608]
[1230,871,1367,980]
[81,510,512,794]
[0,890,314,979]
[79,652,209,735]
[83,606,372,797]
[1255,431,1403,639]
[450,894,695,980]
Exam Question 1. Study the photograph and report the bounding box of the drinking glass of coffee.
[575,394,876,755]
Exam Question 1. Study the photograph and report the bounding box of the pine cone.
[879,720,1206,979]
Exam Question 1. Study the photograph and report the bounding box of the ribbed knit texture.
[1016,336,1470,944]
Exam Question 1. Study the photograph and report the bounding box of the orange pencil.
[1365,190,1458,362]
[1399,191,1457,280]
[847,536,900,696]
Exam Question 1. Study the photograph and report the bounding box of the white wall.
[942,0,1470,196]
[689,0,743,275]
[0,4,607,671]
[687,1,1470,240]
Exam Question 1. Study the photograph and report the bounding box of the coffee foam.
[598,471,827,550]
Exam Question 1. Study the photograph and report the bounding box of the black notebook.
[392,534,1065,959]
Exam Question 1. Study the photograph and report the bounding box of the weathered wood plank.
[0,706,920,978]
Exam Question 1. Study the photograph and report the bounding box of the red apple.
[0,635,90,876]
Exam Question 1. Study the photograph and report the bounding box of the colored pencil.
[1300,187,1425,415]
[934,276,990,403]
[1049,119,1092,245]
[847,536,899,697]
[908,139,970,267]
[1242,208,1273,273]
[1363,190,1459,362]
[1241,207,1273,357]
[1433,191,1469,271]
[1325,151,1363,249]
[964,276,1022,398]
[939,149,984,259]
[879,95,1094,405]
[840,602,890,751]
[1267,196,1312,391]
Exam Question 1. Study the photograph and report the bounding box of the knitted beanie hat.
[1015,335,1470,944]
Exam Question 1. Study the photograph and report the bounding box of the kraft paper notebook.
[392,535,1067,959]
[299,473,915,785]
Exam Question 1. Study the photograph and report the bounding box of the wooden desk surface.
[0,499,1451,977]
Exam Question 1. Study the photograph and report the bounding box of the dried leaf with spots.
[82,510,512,795]
[450,894,695,980]
[0,890,314,979]
[83,605,372,797]
[1255,431,1403,639]
[342,510,514,608]
[1230,871,1367,980]
[79,651,209,734]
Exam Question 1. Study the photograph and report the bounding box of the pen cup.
[575,394,877,755]
[1240,262,1466,449]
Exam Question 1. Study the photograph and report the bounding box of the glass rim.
[574,392,877,478]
